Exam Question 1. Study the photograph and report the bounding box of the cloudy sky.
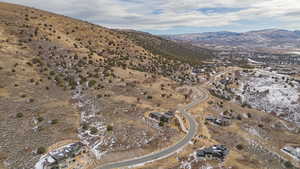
[2,0,300,34]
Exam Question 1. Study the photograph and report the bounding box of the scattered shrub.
[49,71,55,76]
[88,80,97,87]
[90,127,98,134]
[81,123,88,130]
[50,119,58,124]
[236,114,242,120]
[16,113,23,118]
[32,58,41,64]
[28,98,34,103]
[236,144,244,150]
[37,116,44,122]
[107,125,113,132]
[283,161,294,168]
[208,101,213,104]
[37,146,46,154]
[159,121,164,127]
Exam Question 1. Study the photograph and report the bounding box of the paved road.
[97,87,208,169]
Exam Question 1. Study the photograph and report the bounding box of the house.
[192,68,206,75]
[281,145,300,161]
[44,142,87,169]
[220,111,233,119]
[196,145,229,160]
[295,79,300,84]
[149,111,174,123]
[205,116,230,126]
[164,111,175,118]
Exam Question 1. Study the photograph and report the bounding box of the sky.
[2,0,300,34]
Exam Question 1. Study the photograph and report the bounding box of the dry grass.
[0,2,185,168]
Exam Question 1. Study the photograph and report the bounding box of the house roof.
[150,112,173,119]
[197,145,229,159]
[48,142,84,163]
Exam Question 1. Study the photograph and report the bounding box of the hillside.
[3,2,300,169]
[0,2,209,169]
[119,30,214,65]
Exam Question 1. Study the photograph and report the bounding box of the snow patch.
[235,70,300,126]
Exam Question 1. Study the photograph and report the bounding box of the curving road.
[97,87,208,169]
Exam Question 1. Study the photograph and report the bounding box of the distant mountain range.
[162,29,300,51]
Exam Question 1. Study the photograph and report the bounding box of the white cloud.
[2,0,300,32]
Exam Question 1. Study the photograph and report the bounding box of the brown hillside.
[0,2,206,169]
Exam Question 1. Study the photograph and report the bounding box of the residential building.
[196,145,229,160]
[44,142,87,169]
[149,111,174,123]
